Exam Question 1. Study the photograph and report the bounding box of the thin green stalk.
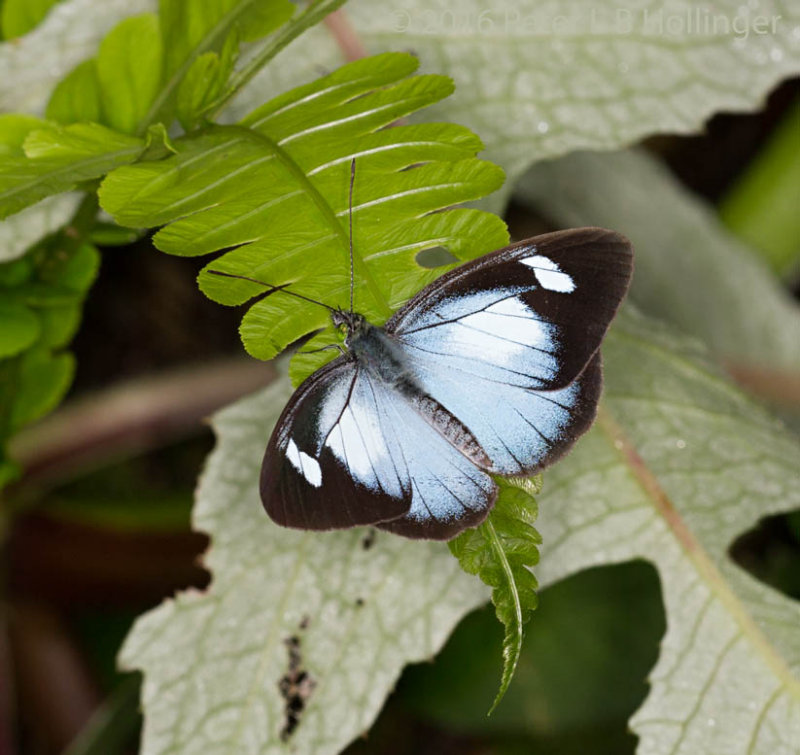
[484,517,523,714]
[719,99,800,278]
[207,0,348,119]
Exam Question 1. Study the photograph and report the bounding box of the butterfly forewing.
[387,228,632,391]
[261,356,498,535]
[261,358,410,530]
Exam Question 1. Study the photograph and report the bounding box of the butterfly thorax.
[331,309,411,385]
[346,320,411,389]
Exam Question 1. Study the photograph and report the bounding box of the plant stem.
[8,358,275,492]
[208,0,348,119]
[719,98,800,278]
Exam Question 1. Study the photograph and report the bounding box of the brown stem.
[724,363,800,407]
[0,616,15,755]
[324,8,368,61]
[8,358,276,490]
[8,604,100,753]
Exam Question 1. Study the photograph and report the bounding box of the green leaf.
[208,0,347,116]
[145,0,294,129]
[1,0,60,39]
[46,59,103,124]
[0,301,41,357]
[0,0,152,115]
[515,148,800,374]
[99,53,508,378]
[720,99,800,278]
[0,121,144,219]
[95,14,163,134]
[10,347,74,430]
[0,240,98,446]
[231,0,800,197]
[175,42,238,131]
[449,478,541,712]
[119,376,489,754]
[0,114,46,150]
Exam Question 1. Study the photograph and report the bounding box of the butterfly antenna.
[206,270,335,312]
[348,158,356,316]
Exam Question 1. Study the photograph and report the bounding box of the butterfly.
[242,226,633,541]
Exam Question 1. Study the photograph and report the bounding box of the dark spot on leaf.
[361,529,376,550]
[355,597,365,607]
[279,634,316,742]
[299,615,310,631]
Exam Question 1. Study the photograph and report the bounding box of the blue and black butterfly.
[238,227,633,540]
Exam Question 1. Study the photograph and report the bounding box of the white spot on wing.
[520,255,575,293]
[286,438,322,487]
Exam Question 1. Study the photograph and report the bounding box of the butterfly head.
[331,309,367,347]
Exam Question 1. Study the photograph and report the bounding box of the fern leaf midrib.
[0,145,142,213]
[484,517,524,713]
[234,127,391,316]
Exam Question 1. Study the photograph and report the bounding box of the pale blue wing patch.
[371,374,497,536]
[398,345,583,475]
[316,370,406,499]
[401,288,560,388]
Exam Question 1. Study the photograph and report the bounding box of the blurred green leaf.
[160,0,294,129]
[1,0,60,38]
[0,120,144,219]
[720,99,800,278]
[0,301,40,357]
[64,674,141,755]
[95,14,162,134]
[0,241,98,446]
[10,347,74,429]
[46,59,103,124]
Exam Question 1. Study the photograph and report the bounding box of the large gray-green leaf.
[122,307,800,755]
[0,193,79,262]
[231,0,800,189]
[515,148,800,372]
[0,0,154,114]
[119,377,488,755]
[537,310,800,755]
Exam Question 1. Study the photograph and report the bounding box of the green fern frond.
[99,52,508,382]
[449,477,542,712]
